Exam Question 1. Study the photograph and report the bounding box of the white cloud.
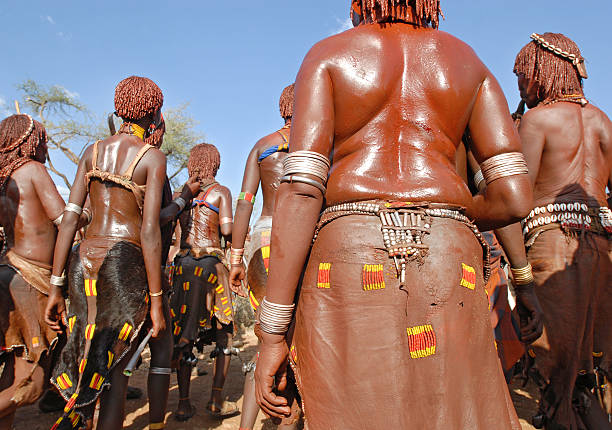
[56,31,73,41]
[46,15,55,24]
[57,85,79,99]
[332,17,353,35]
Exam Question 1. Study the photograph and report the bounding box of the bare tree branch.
[16,80,204,191]
[45,154,71,189]
[168,162,188,182]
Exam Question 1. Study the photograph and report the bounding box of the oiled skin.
[178,184,233,250]
[45,126,168,430]
[230,122,299,430]
[230,121,290,293]
[0,159,64,265]
[518,78,612,429]
[519,102,612,207]
[0,149,65,428]
[175,179,234,417]
[255,21,533,421]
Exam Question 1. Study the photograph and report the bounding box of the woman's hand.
[45,286,67,332]
[229,265,247,297]
[184,176,201,198]
[515,283,544,344]
[254,331,291,418]
[149,296,166,338]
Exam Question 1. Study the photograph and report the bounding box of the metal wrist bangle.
[64,203,83,216]
[473,170,485,191]
[52,213,64,226]
[280,175,326,194]
[50,274,66,287]
[173,197,187,211]
[230,248,244,266]
[258,297,295,335]
[82,208,92,223]
[149,290,164,297]
[510,262,534,286]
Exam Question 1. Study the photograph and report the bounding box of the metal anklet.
[149,367,172,375]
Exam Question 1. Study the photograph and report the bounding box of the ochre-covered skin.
[45,118,169,428]
[173,178,237,418]
[0,143,65,428]
[179,184,232,251]
[517,73,612,428]
[230,122,290,290]
[458,146,543,374]
[230,112,300,428]
[255,9,532,429]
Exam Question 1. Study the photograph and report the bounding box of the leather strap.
[123,144,154,179]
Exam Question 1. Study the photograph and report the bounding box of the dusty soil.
[15,328,539,429]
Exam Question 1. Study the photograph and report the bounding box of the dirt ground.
[14,327,540,429]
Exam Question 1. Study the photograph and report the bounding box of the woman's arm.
[45,145,92,331]
[140,149,167,338]
[218,186,233,240]
[255,43,334,419]
[159,177,200,227]
[467,72,534,230]
[229,145,261,293]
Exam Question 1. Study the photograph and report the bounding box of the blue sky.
[1,1,611,203]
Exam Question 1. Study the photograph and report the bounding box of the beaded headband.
[1,114,35,153]
[530,33,588,79]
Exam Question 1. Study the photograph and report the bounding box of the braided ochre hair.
[351,0,441,28]
[514,33,585,103]
[0,114,47,194]
[188,143,221,181]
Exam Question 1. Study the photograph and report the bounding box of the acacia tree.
[17,80,204,189]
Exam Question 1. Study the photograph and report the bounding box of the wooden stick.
[14,101,20,114]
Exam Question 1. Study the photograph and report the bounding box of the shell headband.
[530,33,588,79]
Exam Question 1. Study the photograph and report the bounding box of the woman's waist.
[180,237,220,250]
[324,181,473,210]
[10,238,55,266]
[87,216,142,238]
[83,233,141,247]
[312,200,489,283]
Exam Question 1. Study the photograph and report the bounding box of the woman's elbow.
[501,178,534,221]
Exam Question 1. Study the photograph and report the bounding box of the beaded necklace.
[118,123,145,141]
[542,94,588,107]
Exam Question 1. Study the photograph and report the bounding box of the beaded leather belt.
[314,201,490,286]
[522,202,612,246]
